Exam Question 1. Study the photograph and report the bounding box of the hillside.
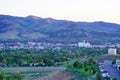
[0,14,120,44]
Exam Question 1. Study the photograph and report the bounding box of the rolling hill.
[0,14,120,44]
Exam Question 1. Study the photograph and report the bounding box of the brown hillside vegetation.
[36,71,72,80]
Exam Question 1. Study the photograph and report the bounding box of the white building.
[115,59,120,71]
[108,48,117,55]
[78,41,91,47]
[116,59,120,65]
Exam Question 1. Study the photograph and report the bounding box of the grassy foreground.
[0,70,53,80]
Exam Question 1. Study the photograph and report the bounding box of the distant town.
[0,41,120,50]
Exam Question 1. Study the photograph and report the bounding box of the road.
[104,60,120,80]
[0,67,66,71]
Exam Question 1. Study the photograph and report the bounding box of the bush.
[112,59,116,65]
[0,74,6,80]
[90,66,96,74]
[10,74,14,80]
[84,67,89,72]
[18,73,22,80]
[73,61,79,68]
[96,72,103,80]
[113,78,117,80]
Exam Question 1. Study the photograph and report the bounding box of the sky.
[0,0,120,24]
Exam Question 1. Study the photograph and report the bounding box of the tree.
[0,74,6,80]
[84,67,89,72]
[43,58,54,66]
[112,59,116,65]
[96,72,103,80]
[18,73,22,80]
[0,53,3,63]
[105,77,111,80]
[78,63,82,69]
[113,78,117,80]
[0,74,3,80]
[66,64,72,69]
[73,61,79,68]
[90,66,96,74]
[87,57,96,65]
[10,74,14,80]
[3,74,6,80]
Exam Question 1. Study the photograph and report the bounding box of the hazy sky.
[0,0,120,23]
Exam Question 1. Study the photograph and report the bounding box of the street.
[104,60,120,80]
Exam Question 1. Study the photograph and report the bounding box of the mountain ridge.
[0,14,120,44]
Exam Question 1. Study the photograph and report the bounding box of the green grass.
[0,70,53,80]
[66,57,99,80]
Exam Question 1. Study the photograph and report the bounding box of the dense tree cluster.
[0,73,21,80]
[0,47,120,67]
[72,57,97,75]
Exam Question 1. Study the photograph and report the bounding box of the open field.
[0,67,67,80]
[0,70,53,80]
[0,70,72,80]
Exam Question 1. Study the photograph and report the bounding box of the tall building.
[108,48,117,55]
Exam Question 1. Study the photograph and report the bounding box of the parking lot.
[99,60,120,80]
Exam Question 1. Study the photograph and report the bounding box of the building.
[116,60,120,71]
[78,41,91,47]
[116,59,120,65]
[108,48,117,55]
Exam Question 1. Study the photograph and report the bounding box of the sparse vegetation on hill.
[0,15,120,44]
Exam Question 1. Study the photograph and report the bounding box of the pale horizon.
[0,0,120,24]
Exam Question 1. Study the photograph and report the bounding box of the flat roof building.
[108,48,117,55]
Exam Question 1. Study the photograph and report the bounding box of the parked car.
[101,70,110,78]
